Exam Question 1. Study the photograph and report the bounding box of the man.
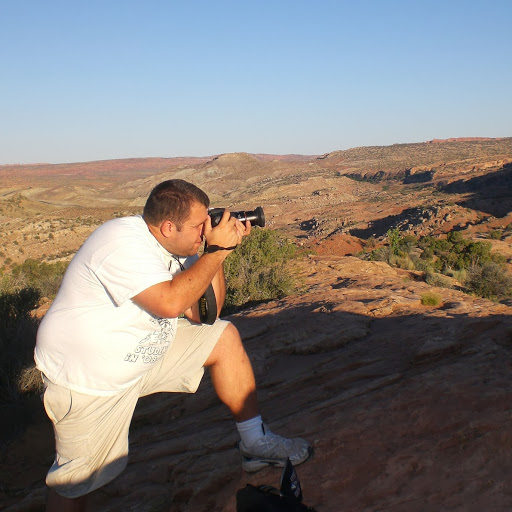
[35,179,311,511]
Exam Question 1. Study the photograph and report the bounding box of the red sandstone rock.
[3,256,512,511]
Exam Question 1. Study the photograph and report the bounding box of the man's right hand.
[205,210,250,252]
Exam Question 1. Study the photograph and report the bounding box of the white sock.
[236,415,265,446]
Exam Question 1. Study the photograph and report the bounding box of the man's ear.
[161,219,177,238]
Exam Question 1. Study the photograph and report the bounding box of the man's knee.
[47,455,128,499]
[222,321,242,343]
[204,322,245,366]
[43,383,134,499]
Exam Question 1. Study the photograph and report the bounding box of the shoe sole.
[240,445,314,473]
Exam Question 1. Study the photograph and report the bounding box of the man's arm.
[132,212,249,319]
[132,250,227,319]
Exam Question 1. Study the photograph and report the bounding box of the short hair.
[143,179,210,229]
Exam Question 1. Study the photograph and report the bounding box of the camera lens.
[209,207,265,228]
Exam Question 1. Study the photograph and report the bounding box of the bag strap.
[199,283,217,324]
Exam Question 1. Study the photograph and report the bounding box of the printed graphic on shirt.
[124,317,175,364]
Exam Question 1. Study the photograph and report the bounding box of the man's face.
[168,201,208,256]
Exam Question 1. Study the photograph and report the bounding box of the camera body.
[209,206,265,228]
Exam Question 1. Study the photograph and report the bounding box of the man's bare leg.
[203,322,259,421]
[47,488,87,512]
[204,321,311,471]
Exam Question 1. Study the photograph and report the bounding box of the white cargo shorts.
[43,317,229,499]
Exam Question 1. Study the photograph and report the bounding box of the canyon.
[1,137,512,511]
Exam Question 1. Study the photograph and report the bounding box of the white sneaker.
[238,424,312,472]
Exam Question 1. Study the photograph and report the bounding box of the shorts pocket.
[43,381,73,425]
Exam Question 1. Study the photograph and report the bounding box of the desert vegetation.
[0,287,41,402]
[1,220,509,418]
[0,259,69,414]
[1,140,512,510]
[223,228,300,313]
[359,227,512,301]
[7,259,68,298]
[420,291,443,307]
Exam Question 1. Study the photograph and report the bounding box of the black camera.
[209,206,265,228]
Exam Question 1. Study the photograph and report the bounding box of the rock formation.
[3,256,512,511]
[2,139,512,510]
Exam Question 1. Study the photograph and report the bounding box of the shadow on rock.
[439,163,512,218]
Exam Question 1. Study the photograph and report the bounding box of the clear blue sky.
[1,0,511,164]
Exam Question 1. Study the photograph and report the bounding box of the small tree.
[466,262,512,301]
[223,229,298,312]
[387,228,401,256]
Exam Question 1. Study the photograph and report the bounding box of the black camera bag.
[236,458,317,512]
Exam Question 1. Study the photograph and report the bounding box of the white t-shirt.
[35,215,195,396]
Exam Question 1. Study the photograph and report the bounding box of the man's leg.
[202,321,312,472]
[203,322,259,421]
[42,379,139,510]
[139,317,311,472]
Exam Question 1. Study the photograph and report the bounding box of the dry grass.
[421,292,443,306]
[18,366,43,395]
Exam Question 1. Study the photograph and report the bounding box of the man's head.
[143,179,211,256]
[143,179,210,230]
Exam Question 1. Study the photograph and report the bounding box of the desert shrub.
[424,269,454,289]
[398,234,418,254]
[223,229,299,312]
[489,230,503,240]
[11,258,68,298]
[361,228,512,300]
[365,236,377,249]
[410,256,432,273]
[464,240,496,265]
[368,246,391,262]
[0,287,42,403]
[447,267,467,285]
[387,228,401,256]
[420,246,434,260]
[392,254,416,270]
[466,262,512,301]
[418,232,502,272]
[18,365,44,395]
[0,258,67,404]
[421,292,442,306]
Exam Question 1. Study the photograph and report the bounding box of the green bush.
[0,257,68,405]
[421,292,442,306]
[489,230,503,240]
[0,287,42,403]
[392,254,416,270]
[223,229,299,312]
[424,269,453,289]
[420,247,434,260]
[368,246,391,262]
[447,267,467,285]
[423,234,499,271]
[466,262,512,301]
[359,228,512,301]
[398,234,419,254]
[411,256,432,273]
[387,228,401,256]
[10,258,68,298]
